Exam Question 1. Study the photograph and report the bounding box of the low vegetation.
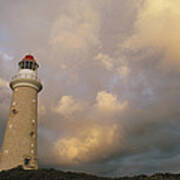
[0,166,179,180]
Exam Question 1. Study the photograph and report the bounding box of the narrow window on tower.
[30,131,35,138]
[12,108,17,114]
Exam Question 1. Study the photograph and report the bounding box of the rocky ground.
[0,166,179,180]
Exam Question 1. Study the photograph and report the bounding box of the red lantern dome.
[22,55,37,63]
[19,54,39,70]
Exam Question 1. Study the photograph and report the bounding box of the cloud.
[38,103,46,116]
[95,53,114,70]
[52,91,128,166]
[95,91,128,113]
[0,51,13,61]
[0,77,10,122]
[94,53,131,77]
[50,0,101,55]
[123,0,180,70]
[54,96,83,118]
[54,91,128,120]
[54,123,124,165]
[0,78,8,88]
[117,66,130,77]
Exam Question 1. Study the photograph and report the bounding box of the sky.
[0,0,180,177]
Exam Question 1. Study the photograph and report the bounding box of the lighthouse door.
[24,157,31,166]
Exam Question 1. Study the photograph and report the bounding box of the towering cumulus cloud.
[124,0,180,70]
[53,91,128,165]
[50,0,101,56]
[55,124,120,165]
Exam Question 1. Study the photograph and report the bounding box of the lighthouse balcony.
[11,73,40,82]
[10,73,42,92]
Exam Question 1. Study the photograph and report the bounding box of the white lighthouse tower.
[0,55,42,170]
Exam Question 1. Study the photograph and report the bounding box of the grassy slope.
[0,166,179,180]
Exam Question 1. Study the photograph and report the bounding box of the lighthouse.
[0,55,42,170]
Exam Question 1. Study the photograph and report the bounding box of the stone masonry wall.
[0,86,38,170]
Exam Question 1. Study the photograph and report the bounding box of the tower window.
[12,109,17,114]
[30,131,35,138]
